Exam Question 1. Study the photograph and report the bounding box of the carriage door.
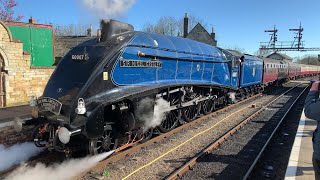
[230,57,239,88]
[0,56,4,107]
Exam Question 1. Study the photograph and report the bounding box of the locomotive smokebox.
[100,19,134,42]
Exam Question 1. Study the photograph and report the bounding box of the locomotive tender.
[30,20,320,155]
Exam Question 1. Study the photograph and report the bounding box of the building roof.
[186,23,217,46]
[266,52,292,60]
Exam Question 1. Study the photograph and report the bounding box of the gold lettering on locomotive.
[120,59,162,68]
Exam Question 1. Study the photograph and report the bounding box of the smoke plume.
[135,97,171,131]
[5,150,115,180]
[81,0,136,18]
[0,142,43,172]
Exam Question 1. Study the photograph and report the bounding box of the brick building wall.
[0,21,54,107]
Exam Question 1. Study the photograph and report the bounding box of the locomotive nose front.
[37,43,107,124]
[30,42,107,153]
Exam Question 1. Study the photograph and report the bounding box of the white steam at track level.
[0,142,43,172]
[136,97,171,132]
[5,150,115,180]
[228,92,236,103]
[81,0,136,19]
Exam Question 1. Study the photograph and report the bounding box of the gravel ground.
[82,85,296,180]
[249,86,309,179]
[181,84,307,180]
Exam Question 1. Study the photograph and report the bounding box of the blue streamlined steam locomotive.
[29,20,283,156]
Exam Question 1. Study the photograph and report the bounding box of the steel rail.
[165,83,306,180]
[74,93,262,179]
[1,93,262,180]
[242,84,309,179]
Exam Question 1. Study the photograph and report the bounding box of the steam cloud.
[228,92,236,103]
[81,0,136,18]
[5,150,115,180]
[0,142,43,172]
[136,98,171,131]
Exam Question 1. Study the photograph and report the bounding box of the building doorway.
[0,55,6,107]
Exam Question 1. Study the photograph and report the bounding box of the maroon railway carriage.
[263,57,320,85]
[262,58,281,84]
[286,60,300,80]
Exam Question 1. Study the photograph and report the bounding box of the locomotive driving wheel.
[202,98,216,115]
[157,91,181,133]
[182,91,200,122]
[89,128,118,155]
[158,110,179,132]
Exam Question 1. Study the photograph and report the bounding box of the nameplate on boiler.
[120,59,162,68]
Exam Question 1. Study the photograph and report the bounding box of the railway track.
[0,80,313,180]
[168,83,309,179]
[77,82,307,179]
[76,92,264,179]
[0,91,262,180]
[242,85,308,179]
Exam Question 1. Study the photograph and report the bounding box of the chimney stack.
[29,16,36,24]
[210,26,217,46]
[183,13,188,38]
[210,26,215,39]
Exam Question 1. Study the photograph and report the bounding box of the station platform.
[0,105,32,124]
[285,110,317,179]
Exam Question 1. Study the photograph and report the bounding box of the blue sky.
[14,0,320,59]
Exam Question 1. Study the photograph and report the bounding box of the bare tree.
[0,0,23,21]
[142,14,208,36]
[54,24,92,36]
[143,16,178,35]
[297,55,320,65]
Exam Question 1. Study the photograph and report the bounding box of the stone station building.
[0,21,54,107]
